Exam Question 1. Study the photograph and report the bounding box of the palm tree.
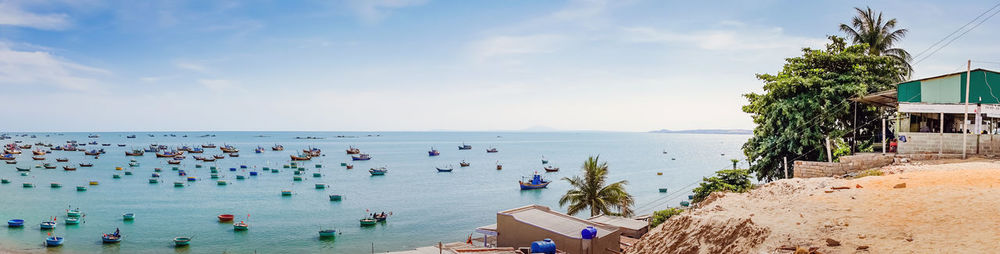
[839,6,912,79]
[559,156,635,217]
[730,159,740,170]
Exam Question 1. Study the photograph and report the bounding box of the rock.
[793,247,809,254]
[858,234,867,239]
[857,245,869,250]
[856,184,863,188]
[825,190,834,193]
[826,238,841,246]
[893,183,907,189]
[832,186,851,190]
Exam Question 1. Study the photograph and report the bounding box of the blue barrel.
[581,226,597,239]
[530,239,556,254]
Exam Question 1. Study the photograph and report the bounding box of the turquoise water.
[0,132,748,253]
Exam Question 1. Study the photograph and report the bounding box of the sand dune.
[628,159,1000,253]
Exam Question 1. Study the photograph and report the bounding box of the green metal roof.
[896,69,1000,104]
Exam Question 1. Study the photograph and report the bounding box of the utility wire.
[910,0,1000,61]
[914,4,1000,65]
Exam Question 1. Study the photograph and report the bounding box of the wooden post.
[825,137,833,162]
[964,59,971,159]
[439,242,443,254]
[783,156,788,179]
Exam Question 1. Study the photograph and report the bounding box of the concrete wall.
[496,208,620,254]
[898,133,1000,156]
[793,153,894,178]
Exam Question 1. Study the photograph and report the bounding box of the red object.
[218,214,234,222]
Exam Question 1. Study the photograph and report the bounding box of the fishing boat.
[4,160,15,164]
[346,164,354,169]
[329,194,343,201]
[118,144,126,147]
[23,183,34,188]
[87,134,99,138]
[102,230,122,244]
[373,212,389,222]
[203,157,217,162]
[303,147,321,156]
[217,180,227,185]
[167,160,181,164]
[213,154,225,159]
[173,237,191,246]
[315,183,326,189]
[496,162,502,170]
[290,154,312,161]
[345,146,360,154]
[66,217,80,225]
[43,164,56,169]
[428,148,440,156]
[486,147,498,153]
[32,156,45,160]
[121,213,135,221]
[458,143,472,150]
[255,147,264,153]
[0,154,15,161]
[272,144,284,151]
[233,221,249,231]
[126,135,136,139]
[352,154,372,161]
[436,166,453,172]
[32,149,46,156]
[123,149,144,156]
[16,167,30,171]
[218,214,234,222]
[89,181,99,185]
[189,148,204,153]
[319,229,337,238]
[84,150,100,156]
[202,144,216,148]
[229,153,239,157]
[45,236,64,247]
[544,166,559,172]
[79,163,92,167]
[7,219,24,227]
[156,151,183,157]
[369,167,387,175]
[220,145,238,153]
[281,190,293,196]
[1,178,9,184]
[359,218,376,227]
[541,157,549,164]
[459,160,470,167]
[519,173,550,190]
[76,186,87,191]
[54,158,68,162]
[102,144,111,147]
[67,208,82,217]
[40,220,56,230]
[63,166,76,171]
[174,182,184,187]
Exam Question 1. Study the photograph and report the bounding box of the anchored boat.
[519,173,551,190]
[352,154,372,161]
[369,167,387,175]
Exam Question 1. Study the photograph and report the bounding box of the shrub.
[691,169,753,203]
[649,208,683,228]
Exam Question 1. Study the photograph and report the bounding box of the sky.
[1,0,999,132]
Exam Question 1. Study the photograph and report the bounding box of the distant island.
[649,129,752,135]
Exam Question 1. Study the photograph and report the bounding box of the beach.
[628,158,1000,253]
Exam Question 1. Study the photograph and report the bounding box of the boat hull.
[519,181,550,190]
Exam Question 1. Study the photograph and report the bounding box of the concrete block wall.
[897,133,977,154]
[793,153,894,178]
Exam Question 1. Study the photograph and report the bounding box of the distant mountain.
[649,129,752,135]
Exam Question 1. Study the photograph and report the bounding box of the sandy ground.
[628,158,1000,254]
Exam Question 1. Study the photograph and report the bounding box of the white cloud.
[621,26,825,51]
[0,2,70,30]
[0,42,109,91]
[347,0,427,23]
[469,34,566,61]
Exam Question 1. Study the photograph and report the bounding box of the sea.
[0,131,749,253]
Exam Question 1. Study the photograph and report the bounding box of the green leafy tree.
[742,36,903,181]
[840,6,912,79]
[691,169,753,203]
[559,156,635,217]
[648,208,683,228]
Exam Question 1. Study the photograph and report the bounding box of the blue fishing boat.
[122,213,135,220]
[255,147,264,153]
[369,167,387,175]
[428,148,440,156]
[352,154,372,161]
[7,219,24,227]
[40,221,56,230]
[102,229,122,244]
[174,237,191,246]
[66,217,80,225]
[45,236,64,247]
[436,166,453,172]
[329,194,343,201]
[519,173,550,190]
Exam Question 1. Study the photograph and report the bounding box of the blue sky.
[1,0,998,132]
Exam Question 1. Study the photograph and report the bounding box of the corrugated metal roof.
[587,215,648,231]
[500,205,618,239]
